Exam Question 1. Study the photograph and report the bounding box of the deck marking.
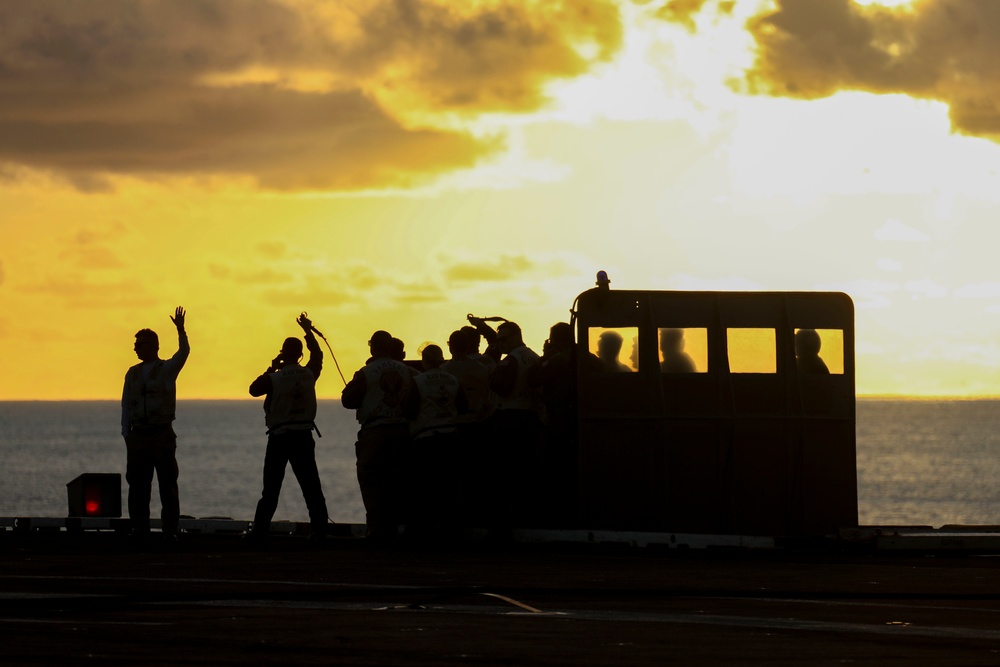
[153,600,1000,640]
[479,593,543,613]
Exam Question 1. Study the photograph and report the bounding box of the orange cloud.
[0,0,622,191]
[741,0,1000,139]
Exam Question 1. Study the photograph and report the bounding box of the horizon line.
[5,394,1000,402]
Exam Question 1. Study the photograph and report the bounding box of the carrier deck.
[4,519,1000,666]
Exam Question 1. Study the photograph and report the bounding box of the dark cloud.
[0,0,622,191]
[740,0,1000,139]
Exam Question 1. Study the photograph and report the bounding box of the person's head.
[460,326,482,353]
[133,329,159,362]
[279,337,304,365]
[390,337,405,362]
[448,329,472,358]
[369,330,394,359]
[421,344,445,370]
[629,336,639,369]
[496,321,523,354]
[795,329,822,358]
[660,328,685,356]
[597,331,623,362]
[547,322,574,353]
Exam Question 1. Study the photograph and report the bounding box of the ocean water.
[2,399,1000,527]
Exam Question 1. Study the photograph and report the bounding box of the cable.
[300,312,348,386]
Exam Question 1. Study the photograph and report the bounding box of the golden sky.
[4,0,1000,399]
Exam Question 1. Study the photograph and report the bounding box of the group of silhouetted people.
[120,309,586,546]
[340,316,582,540]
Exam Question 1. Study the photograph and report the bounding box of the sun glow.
[853,0,919,8]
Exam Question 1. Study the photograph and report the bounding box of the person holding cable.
[245,313,330,546]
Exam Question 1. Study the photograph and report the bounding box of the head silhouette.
[460,326,482,353]
[133,329,159,362]
[448,329,472,357]
[597,331,624,362]
[421,344,445,370]
[369,330,394,359]
[280,337,303,364]
[795,329,822,358]
[390,337,405,362]
[496,321,523,354]
[548,322,573,352]
[660,328,685,355]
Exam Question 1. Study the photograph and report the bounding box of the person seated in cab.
[795,329,830,375]
[660,328,697,373]
[597,331,632,373]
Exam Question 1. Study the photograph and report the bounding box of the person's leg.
[125,434,155,536]
[151,427,180,536]
[287,434,329,535]
[356,426,402,539]
[252,435,289,537]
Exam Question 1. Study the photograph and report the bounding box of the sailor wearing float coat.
[247,314,329,543]
[121,306,189,540]
[342,330,413,539]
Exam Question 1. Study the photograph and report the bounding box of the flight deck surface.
[3,529,1000,665]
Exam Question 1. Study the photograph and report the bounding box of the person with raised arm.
[245,314,330,546]
[121,306,189,545]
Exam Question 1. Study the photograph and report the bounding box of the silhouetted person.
[342,330,413,540]
[487,320,543,530]
[121,306,189,543]
[795,329,830,374]
[597,331,632,373]
[245,314,329,545]
[404,344,468,527]
[527,322,580,526]
[390,337,405,362]
[442,329,494,424]
[660,328,696,373]
[391,336,420,378]
[466,317,502,365]
[629,335,639,371]
[442,329,495,523]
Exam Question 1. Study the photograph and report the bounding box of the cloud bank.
[0,0,622,191]
[742,0,1000,140]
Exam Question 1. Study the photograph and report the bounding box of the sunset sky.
[4,0,1000,399]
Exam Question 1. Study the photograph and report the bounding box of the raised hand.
[170,306,186,330]
[297,312,312,332]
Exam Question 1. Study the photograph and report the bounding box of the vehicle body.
[573,286,857,536]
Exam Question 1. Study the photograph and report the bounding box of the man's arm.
[249,372,273,397]
[297,314,323,380]
[167,306,190,376]
[121,371,131,437]
[341,370,367,409]
[250,351,284,397]
[304,330,323,380]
